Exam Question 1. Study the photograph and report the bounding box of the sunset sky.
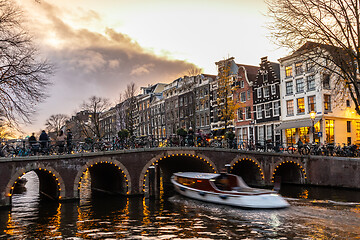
[16,0,288,135]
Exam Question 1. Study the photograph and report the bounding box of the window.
[297,98,305,114]
[257,88,262,98]
[285,66,292,77]
[257,105,263,119]
[240,80,244,88]
[286,81,293,95]
[265,103,272,118]
[245,106,252,119]
[264,87,270,97]
[308,96,316,112]
[247,90,251,100]
[271,85,276,95]
[287,100,294,116]
[237,108,243,121]
[295,62,303,75]
[307,75,315,91]
[347,121,351,132]
[356,122,360,140]
[324,94,331,111]
[258,126,265,143]
[306,61,315,72]
[266,125,273,141]
[240,92,246,102]
[325,120,334,143]
[323,74,331,89]
[273,101,280,116]
[346,100,351,107]
[296,78,304,93]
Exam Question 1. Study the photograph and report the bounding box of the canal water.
[0,171,359,239]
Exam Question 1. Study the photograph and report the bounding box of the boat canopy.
[174,172,220,179]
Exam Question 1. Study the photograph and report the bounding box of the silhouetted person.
[39,130,49,151]
[66,129,73,153]
[56,130,66,154]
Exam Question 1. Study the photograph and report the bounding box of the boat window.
[177,177,196,187]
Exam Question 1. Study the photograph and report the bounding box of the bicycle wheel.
[287,146,295,154]
[301,147,310,155]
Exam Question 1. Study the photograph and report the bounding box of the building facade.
[253,56,282,146]
[233,64,259,147]
[278,43,360,145]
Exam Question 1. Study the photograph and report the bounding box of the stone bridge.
[1,147,359,207]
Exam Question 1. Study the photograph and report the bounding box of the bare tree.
[45,114,69,134]
[266,0,360,113]
[187,67,203,77]
[0,0,53,126]
[124,82,138,136]
[79,96,111,140]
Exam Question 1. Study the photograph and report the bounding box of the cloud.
[19,0,197,133]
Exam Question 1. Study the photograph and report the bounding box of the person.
[187,127,194,146]
[56,130,66,154]
[66,129,73,154]
[39,130,49,151]
[28,133,38,154]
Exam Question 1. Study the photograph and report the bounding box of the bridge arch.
[4,164,65,206]
[139,152,218,193]
[272,160,307,184]
[74,159,131,198]
[229,156,265,186]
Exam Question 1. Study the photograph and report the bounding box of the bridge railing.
[1,137,358,157]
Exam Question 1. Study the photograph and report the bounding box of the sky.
[16,0,289,135]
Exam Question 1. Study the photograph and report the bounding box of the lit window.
[297,98,305,114]
[324,94,331,111]
[325,119,334,143]
[285,66,292,77]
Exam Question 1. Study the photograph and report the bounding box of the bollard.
[148,166,156,198]
[225,164,231,173]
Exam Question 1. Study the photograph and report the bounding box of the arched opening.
[272,161,306,184]
[78,161,129,200]
[8,168,62,207]
[229,158,264,186]
[142,153,216,197]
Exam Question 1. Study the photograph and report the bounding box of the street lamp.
[310,111,316,143]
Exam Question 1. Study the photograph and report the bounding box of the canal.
[0,171,359,239]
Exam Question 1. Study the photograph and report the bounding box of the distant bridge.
[0,147,359,207]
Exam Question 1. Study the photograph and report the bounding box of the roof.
[236,64,260,83]
[173,172,220,179]
[278,41,350,63]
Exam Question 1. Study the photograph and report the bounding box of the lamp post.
[310,111,316,143]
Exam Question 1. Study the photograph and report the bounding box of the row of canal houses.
[99,43,360,147]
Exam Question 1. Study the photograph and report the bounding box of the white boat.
[171,172,290,209]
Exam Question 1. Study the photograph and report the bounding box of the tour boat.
[171,172,289,209]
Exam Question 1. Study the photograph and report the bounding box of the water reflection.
[0,171,359,239]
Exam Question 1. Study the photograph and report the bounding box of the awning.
[275,117,321,130]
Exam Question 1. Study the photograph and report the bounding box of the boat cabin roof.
[174,172,220,180]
